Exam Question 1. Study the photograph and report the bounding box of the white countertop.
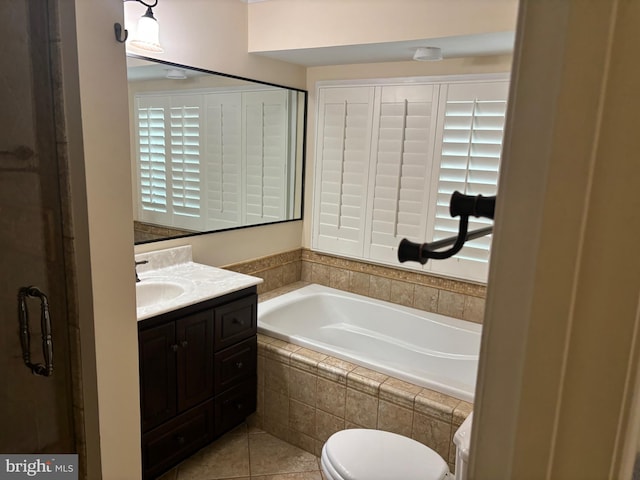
[135,246,263,321]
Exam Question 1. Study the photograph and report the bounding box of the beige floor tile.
[252,473,323,480]
[249,432,319,476]
[177,433,250,479]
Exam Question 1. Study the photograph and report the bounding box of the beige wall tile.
[369,275,392,301]
[390,280,415,307]
[437,290,465,318]
[377,400,413,437]
[290,399,316,437]
[412,412,452,461]
[315,409,345,443]
[286,429,317,457]
[316,377,346,418]
[413,284,439,312]
[264,388,289,427]
[289,368,317,407]
[329,268,350,290]
[301,261,312,282]
[349,271,371,295]
[282,262,301,285]
[345,388,378,428]
[311,263,331,285]
[265,358,290,396]
[462,295,485,323]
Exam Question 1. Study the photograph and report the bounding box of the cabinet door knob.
[176,435,185,445]
[181,340,188,348]
[235,361,244,369]
[171,344,179,352]
[236,402,243,411]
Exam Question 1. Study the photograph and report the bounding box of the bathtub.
[257,284,481,402]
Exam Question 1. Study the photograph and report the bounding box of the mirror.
[126,55,307,244]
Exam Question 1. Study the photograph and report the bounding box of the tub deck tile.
[316,357,357,385]
[290,348,328,374]
[347,367,389,395]
[414,388,461,423]
[380,378,422,409]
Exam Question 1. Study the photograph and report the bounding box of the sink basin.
[136,280,186,308]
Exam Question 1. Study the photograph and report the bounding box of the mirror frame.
[127,54,308,245]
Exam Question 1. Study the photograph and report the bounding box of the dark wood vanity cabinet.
[138,287,257,479]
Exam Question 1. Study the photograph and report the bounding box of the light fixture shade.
[413,46,443,62]
[129,7,164,53]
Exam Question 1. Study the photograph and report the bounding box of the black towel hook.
[398,192,496,265]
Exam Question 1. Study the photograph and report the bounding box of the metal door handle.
[17,286,53,376]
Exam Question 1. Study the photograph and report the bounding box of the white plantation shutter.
[169,95,203,230]
[137,100,168,219]
[204,92,242,230]
[426,81,509,281]
[244,90,290,225]
[313,87,375,257]
[365,85,439,264]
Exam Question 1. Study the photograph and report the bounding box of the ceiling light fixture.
[166,69,187,80]
[114,0,164,53]
[413,46,443,62]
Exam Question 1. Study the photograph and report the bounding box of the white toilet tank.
[453,413,473,480]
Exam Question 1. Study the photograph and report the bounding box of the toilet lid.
[323,429,449,480]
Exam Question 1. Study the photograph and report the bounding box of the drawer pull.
[176,435,185,445]
[231,318,245,326]
[235,361,244,370]
[236,402,243,411]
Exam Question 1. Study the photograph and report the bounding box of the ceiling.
[250,31,515,67]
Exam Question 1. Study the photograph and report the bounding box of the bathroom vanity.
[134,246,262,479]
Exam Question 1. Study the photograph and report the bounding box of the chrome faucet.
[135,260,149,283]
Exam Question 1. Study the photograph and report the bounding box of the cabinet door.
[176,310,215,412]
[139,322,177,432]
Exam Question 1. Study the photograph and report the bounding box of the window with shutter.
[312,76,509,283]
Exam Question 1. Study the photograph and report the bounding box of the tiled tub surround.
[224,249,486,324]
[253,330,473,473]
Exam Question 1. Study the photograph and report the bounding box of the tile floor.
[157,424,325,480]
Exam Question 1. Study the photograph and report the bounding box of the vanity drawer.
[214,378,256,437]
[214,337,257,391]
[214,294,257,350]
[142,399,214,480]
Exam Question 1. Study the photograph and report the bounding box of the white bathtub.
[258,284,481,402]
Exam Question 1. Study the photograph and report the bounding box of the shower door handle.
[17,286,54,376]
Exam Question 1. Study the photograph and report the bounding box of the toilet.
[321,413,473,480]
